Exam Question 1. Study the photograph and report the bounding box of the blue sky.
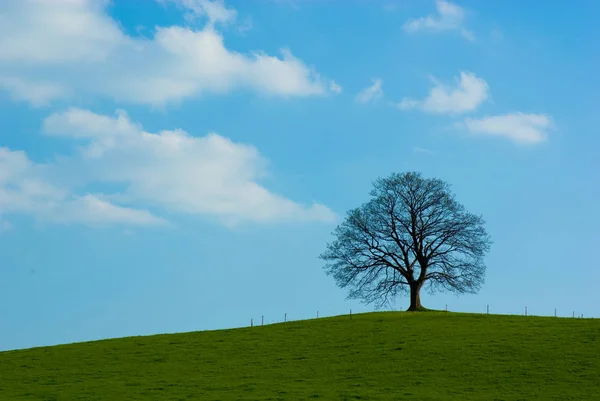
[1,0,598,351]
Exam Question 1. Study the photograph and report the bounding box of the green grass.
[1,312,599,400]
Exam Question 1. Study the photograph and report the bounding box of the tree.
[320,172,492,311]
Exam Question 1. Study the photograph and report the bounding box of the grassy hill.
[0,312,598,400]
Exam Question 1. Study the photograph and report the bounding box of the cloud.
[461,113,553,144]
[413,147,435,155]
[355,78,383,104]
[0,0,124,64]
[0,147,167,227]
[398,71,489,114]
[329,81,343,94]
[0,0,339,106]
[158,0,237,26]
[382,2,400,12]
[54,195,170,227]
[0,76,70,107]
[0,109,336,228]
[403,0,474,41]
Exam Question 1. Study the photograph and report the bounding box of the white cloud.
[461,113,553,144]
[413,146,435,155]
[0,76,69,106]
[0,109,336,228]
[0,147,166,227]
[382,2,400,12]
[355,78,383,104]
[57,196,170,227]
[329,81,343,94]
[0,0,339,106]
[158,0,237,26]
[0,0,124,64]
[403,0,474,41]
[398,71,489,114]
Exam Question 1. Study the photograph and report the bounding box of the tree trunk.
[407,281,424,311]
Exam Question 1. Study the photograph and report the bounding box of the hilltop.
[0,312,598,400]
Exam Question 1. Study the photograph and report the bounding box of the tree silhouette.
[320,172,492,311]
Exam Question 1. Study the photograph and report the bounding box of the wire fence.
[247,306,595,327]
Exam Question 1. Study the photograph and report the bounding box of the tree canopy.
[320,171,492,311]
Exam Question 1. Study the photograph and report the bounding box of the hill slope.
[0,312,599,400]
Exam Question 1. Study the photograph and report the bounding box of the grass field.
[0,312,598,400]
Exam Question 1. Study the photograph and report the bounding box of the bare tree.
[320,172,492,311]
